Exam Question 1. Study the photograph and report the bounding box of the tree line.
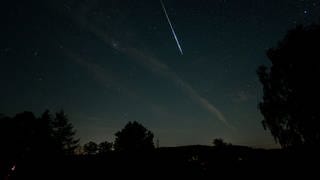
[0,109,230,158]
[81,121,155,155]
[0,110,79,158]
[0,111,155,157]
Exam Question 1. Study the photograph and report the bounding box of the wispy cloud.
[62,1,234,129]
[64,49,177,124]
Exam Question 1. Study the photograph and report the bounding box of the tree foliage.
[98,141,113,153]
[257,24,320,148]
[0,110,79,158]
[114,121,154,151]
[0,112,39,157]
[51,110,79,155]
[83,141,98,155]
[213,138,230,147]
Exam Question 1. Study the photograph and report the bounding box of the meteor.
[160,0,184,55]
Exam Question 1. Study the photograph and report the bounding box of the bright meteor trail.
[160,0,184,55]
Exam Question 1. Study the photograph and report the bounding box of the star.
[111,41,119,49]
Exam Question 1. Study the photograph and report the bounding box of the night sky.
[1,0,320,148]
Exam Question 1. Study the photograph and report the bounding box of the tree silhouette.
[0,111,54,179]
[212,138,230,147]
[51,110,79,155]
[98,141,113,153]
[0,113,22,159]
[83,141,98,155]
[114,121,154,151]
[0,110,79,156]
[1,111,42,156]
[38,110,56,154]
[257,24,320,148]
[0,110,80,179]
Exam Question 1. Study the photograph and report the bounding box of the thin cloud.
[65,2,234,129]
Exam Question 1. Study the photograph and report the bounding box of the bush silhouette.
[83,141,98,155]
[98,141,113,153]
[114,121,154,151]
[212,138,230,147]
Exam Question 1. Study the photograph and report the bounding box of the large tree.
[51,110,79,155]
[114,121,154,151]
[257,24,320,148]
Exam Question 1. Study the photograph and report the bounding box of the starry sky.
[1,0,320,148]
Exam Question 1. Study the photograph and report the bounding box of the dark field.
[5,145,319,179]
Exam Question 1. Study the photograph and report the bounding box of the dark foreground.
[3,145,319,179]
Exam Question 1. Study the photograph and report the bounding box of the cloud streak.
[65,2,234,129]
[122,47,233,129]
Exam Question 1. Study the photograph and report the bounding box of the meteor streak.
[160,0,184,55]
